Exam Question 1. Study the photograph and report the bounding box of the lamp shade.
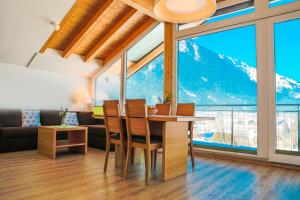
[154,0,217,23]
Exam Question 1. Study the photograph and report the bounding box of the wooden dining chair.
[124,99,162,185]
[156,103,171,115]
[103,100,126,175]
[176,103,195,169]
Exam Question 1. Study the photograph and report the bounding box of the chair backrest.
[156,103,171,115]
[125,99,150,140]
[103,100,123,136]
[176,103,195,116]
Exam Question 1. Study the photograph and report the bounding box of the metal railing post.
[298,106,300,152]
[231,108,234,146]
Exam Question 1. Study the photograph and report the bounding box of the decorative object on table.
[158,91,172,104]
[59,107,68,126]
[21,110,41,127]
[147,106,158,115]
[93,106,104,116]
[63,112,79,126]
[153,0,217,23]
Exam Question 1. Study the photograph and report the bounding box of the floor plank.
[0,148,300,200]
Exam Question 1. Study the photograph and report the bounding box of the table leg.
[162,121,188,181]
[38,128,56,159]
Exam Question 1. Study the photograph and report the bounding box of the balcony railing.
[193,104,257,153]
[276,104,300,152]
[193,104,299,153]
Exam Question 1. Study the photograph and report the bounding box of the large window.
[274,18,300,155]
[177,25,257,152]
[125,24,164,105]
[95,59,121,105]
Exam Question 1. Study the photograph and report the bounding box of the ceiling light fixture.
[154,0,217,23]
[51,22,61,31]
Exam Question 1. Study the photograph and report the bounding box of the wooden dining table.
[93,114,215,181]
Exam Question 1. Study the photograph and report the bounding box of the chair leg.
[153,150,157,171]
[120,143,124,176]
[145,149,151,185]
[124,144,132,178]
[144,149,147,167]
[131,148,135,165]
[104,139,110,173]
[151,150,154,169]
[190,142,195,169]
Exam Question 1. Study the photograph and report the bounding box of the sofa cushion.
[40,110,60,126]
[85,125,106,137]
[0,109,22,127]
[1,127,38,138]
[77,112,96,125]
[63,112,79,126]
[22,110,41,127]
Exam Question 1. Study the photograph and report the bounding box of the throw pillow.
[63,112,79,126]
[22,111,41,127]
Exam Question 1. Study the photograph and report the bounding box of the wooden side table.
[38,126,88,159]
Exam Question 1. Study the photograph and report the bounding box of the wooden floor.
[1,148,300,200]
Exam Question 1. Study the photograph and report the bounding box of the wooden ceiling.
[40,0,157,66]
[40,0,226,66]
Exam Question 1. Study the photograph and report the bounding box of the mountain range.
[178,39,300,106]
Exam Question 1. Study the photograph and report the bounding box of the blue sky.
[191,25,257,67]
[274,18,300,80]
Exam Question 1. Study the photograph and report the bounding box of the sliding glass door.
[268,11,300,165]
[177,24,258,154]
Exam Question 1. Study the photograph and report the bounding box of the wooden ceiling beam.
[121,0,160,21]
[127,43,163,77]
[39,0,82,54]
[63,0,115,58]
[85,8,137,63]
[104,18,159,66]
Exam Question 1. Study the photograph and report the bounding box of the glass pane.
[178,1,254,30]
[125,24,164,105]
[269,0,299,8]
[275,18,300,155]
[95,59,121,105]
[177,25,257,152]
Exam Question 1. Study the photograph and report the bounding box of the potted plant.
[147,92,172,115]
[157,92,172,104]
[59,107,68,126]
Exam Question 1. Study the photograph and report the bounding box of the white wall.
[0,62,91,111]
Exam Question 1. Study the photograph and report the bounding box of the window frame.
[175,20,268,158]
[174,0,300,38]
[267,10,300,165]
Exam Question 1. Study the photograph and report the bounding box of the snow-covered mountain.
[178,39,300,105]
